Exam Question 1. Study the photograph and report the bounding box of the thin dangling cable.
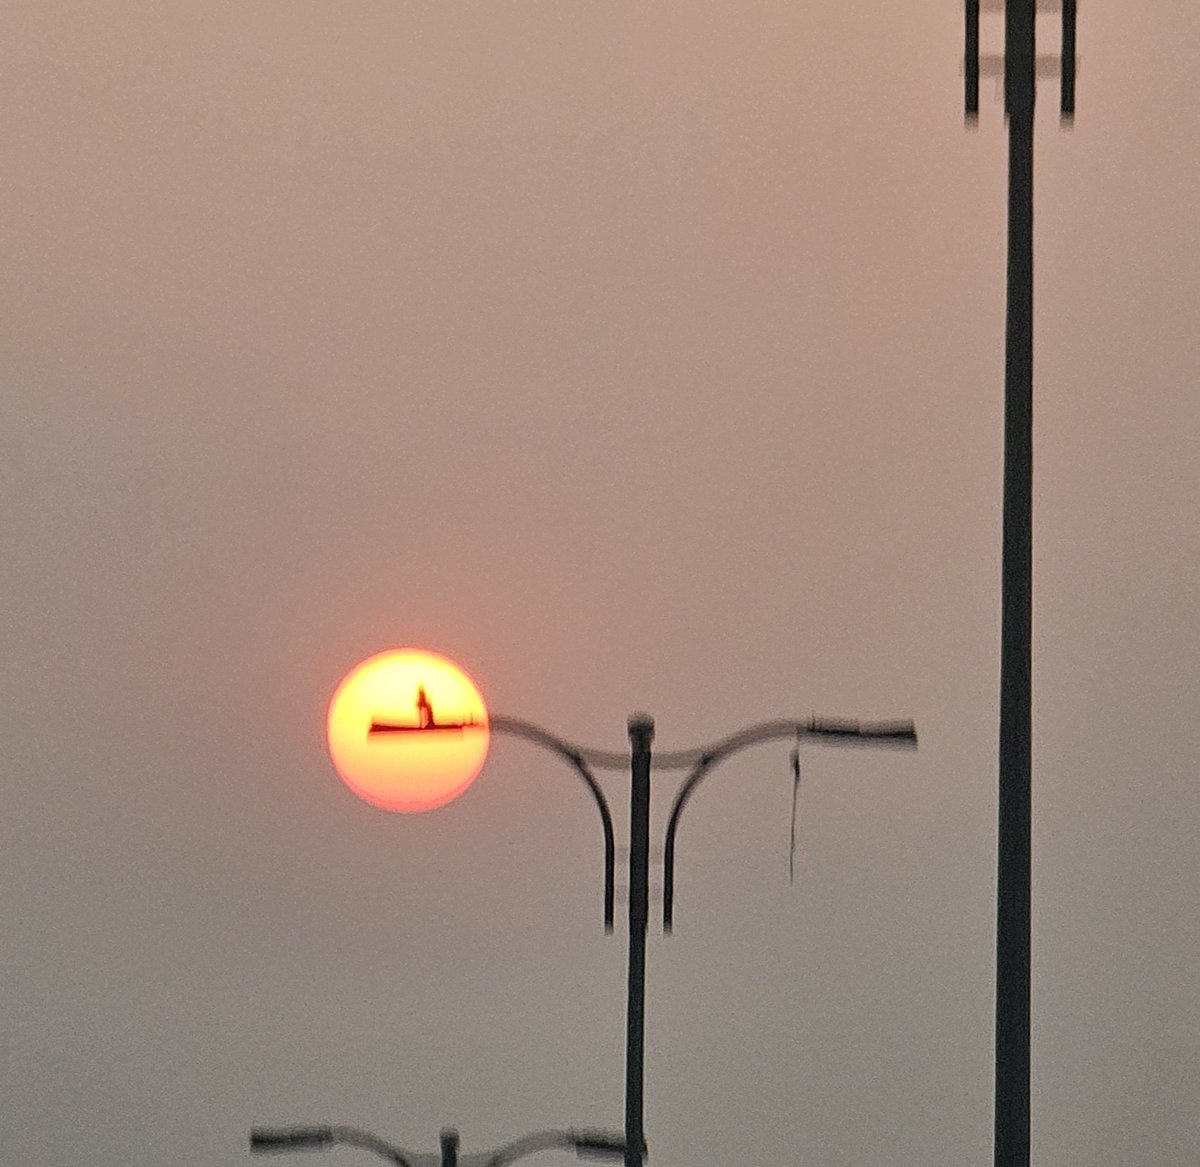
[788,734,801,884]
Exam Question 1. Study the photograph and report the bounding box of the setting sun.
[327,649,490,813]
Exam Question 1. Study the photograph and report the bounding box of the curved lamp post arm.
[368,714,617,932]
[250,1126,416,1167]
[479,1128,628,1167]
[250,1128,337,1155]
[480,1130,575,1167]
[489,715,617,933]
[251,1126,626,1167]
[334,1128,419,1167]
[662,716,917,931]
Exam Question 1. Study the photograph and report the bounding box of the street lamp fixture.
[370,702,918,1167]
[300,654,918,1167]
[250,1125,630,1167]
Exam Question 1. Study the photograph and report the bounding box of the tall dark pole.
[440,1128,459,1167]
[965,4,1077,1163]
[624,715,653,1167]
[996,4,1035,1165]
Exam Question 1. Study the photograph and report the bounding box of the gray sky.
[3,4,1198,1165]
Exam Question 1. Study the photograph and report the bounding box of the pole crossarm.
[251,1126,628,1167]
[489,715,618,932]
[661,717,918,931]
[333,1129,419,1167]
[478,1129,617,1167]
[251,1126,416,1167]
[495,715,915,771]
[964,0,1077,121]
[489,715,638,772]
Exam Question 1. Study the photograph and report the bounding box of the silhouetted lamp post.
[371,708,918,1167]
[964,3,1077,1164]
[251,1125,627,1167]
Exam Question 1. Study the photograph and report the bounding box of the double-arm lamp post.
[251,1124,628,1167]
[371,709,918,1167]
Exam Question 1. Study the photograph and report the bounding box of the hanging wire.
[788,733,801,884]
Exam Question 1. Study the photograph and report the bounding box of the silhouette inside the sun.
[368,687,483,738]
[416,686,435,728]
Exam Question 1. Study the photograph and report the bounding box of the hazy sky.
[3,4,1198,1165]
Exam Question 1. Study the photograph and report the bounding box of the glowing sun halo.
[327,649,490,813]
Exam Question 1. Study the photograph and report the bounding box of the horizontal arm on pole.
[493,715,915,770]
[482,1131,575,1167]
[249,1126,416,1167]
[661,716,917,931]
[489,715,617,933]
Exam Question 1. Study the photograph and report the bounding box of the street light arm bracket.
[661,716,917,931]
[330,1126,417,1167]
[490,716,632,771]
[490,715,618,933]
[249,1126,416,1167]
[250,1127,336,1154]
[481,1130,575,1167]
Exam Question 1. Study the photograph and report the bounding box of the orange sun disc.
[327,649,490,813]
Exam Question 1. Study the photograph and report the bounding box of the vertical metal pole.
[440,1128,459,1167]
[625,714,653,1167]
[996,3,1035,1165]
[965,0,980,119]
[1061,0,1077,118]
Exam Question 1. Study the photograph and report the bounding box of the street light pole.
[624,715,653,1167]
[441,1129,458,1167]
[368,708,916,1165]
[964,4,1078,1164]
[419,711,918,1167]
[997,4,1035,1154]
